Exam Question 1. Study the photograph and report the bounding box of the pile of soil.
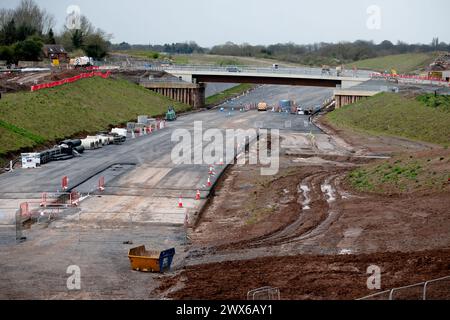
[161,249,450,300]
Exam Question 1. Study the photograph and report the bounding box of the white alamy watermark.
[171,121,280,176]
[66,5,81,30]
[366,5,382,30]
[66,265,81,290]
[367,265,381,290]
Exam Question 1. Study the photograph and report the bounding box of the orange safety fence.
[30,71,111,92]
[371,72,449,83]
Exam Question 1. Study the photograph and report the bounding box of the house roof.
[43,45,67,54]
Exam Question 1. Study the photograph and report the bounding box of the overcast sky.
[3,0,450,46]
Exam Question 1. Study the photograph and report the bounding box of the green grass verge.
[348,154,450,194]
[326,92,450,146]
[0,77,191,159]
[348,52,438,73]
[206,84,254,106]
[0,119,46,144]
[416,94,450,112]
[115,50,164,60]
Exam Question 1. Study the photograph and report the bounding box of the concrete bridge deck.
[153,65,372,89]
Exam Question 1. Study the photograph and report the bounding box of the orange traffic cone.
[196,190,201,200]
[209,165,214,175]
[178,197,183,208]
[207,177,212,187]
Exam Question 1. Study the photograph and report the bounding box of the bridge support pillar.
[142,82,205,108]
[334,89,381,108]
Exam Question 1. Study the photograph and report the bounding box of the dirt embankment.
[162,250,450,300]
[156,118,450,300]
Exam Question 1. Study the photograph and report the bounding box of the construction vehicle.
[258,102,268,111]
[279,100,293,112]
[165,106,177,121]
[69,56,94,68]
[303,105,322,115]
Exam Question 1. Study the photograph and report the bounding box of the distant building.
[43,45,68,62]
[427,53,450,81]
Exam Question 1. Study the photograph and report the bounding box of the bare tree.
[0,8,13,30]
[12,0,55,34]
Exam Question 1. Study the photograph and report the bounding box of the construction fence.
[30,71,112,92]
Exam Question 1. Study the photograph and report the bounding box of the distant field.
[0,77,190,163]
[325,92,450,146]
[206,84,255,106]
[176,54,303,67]
[348,52,438,73]
[117,50,302,67]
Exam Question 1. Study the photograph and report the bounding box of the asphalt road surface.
[0,85,332,225]
[0,84,336,299]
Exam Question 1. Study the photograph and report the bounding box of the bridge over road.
[154,65,372,89]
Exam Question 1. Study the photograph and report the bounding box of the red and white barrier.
[62,176,69,191]
[20,202,29,217]
[40,192,47,207]
[98,176,105,192]
[30,71,112,92]
[70,191,80,206]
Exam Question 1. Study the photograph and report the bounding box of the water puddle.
[321,183,336,203]
[338,249,353,255]
[298,184,311,210]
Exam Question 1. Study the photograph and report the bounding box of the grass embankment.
[205,84,255,106]
[0,77,190,164]
[325,92,450,193]
[348,52,438,73]
[326,92,450,146]
[348,152,450,194]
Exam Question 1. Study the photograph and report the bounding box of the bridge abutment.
[141,82,205,108]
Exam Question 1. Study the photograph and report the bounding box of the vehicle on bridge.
[226,66,241,73]
[321,65,331,75]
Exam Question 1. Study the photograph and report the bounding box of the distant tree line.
[0,0,111,65]
[208,39,450,66]
[111,41,204,54]
[113,38,450,66]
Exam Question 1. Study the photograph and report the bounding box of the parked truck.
[69,56,94,68]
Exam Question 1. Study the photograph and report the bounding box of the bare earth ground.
[156,116,450,300]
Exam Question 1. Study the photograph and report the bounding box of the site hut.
[42,45,68,63]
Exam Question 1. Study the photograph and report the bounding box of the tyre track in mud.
[249,172,345,247]
[209,167,352,252]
